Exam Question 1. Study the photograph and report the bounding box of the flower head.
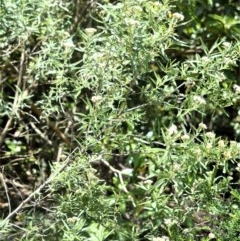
[193,95,206,105]
[230,141,237,146]
[181,134,190,141]
[172,12,184,21]
[195,148,202,156]
[125,18,140,26]
[199,123,207,130]
[208,233,216,239]
[218,140,225,148]
[202,56,210,62]
[85,28,97,36]
[233,84,240,94]
[63,39,75,48]
[153,236,170,241]
[168,124,178,136]
[206,142,213,151]
[205,132,215,139]
[222,42,231,48]
[223,150,232,159]
[91,95,102,104]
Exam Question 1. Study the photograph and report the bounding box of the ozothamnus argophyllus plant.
[0,0,240,240]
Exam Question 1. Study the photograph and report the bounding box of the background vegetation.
[0,0,240,240]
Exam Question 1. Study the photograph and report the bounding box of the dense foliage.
[0,0,240,240]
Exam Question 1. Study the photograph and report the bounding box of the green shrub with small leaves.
[0,0,240,240]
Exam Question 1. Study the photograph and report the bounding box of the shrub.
[0,0,240,240]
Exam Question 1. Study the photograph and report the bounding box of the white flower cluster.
[91,95,102,104]
[168,124,178,136]
[199,122,207,130]
[85,28,97,36]
[193,95,206,105]
[172,12,184,21]
[153,236,170,241]
[233,84,240,94]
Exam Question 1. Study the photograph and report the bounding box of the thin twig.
[124,103,150,113]
[0,119,13,146]
[0,170,11,214]
[56,146,63,163]
[99,158,137,207]
[100,158,129,194]
[29,122,52,145]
